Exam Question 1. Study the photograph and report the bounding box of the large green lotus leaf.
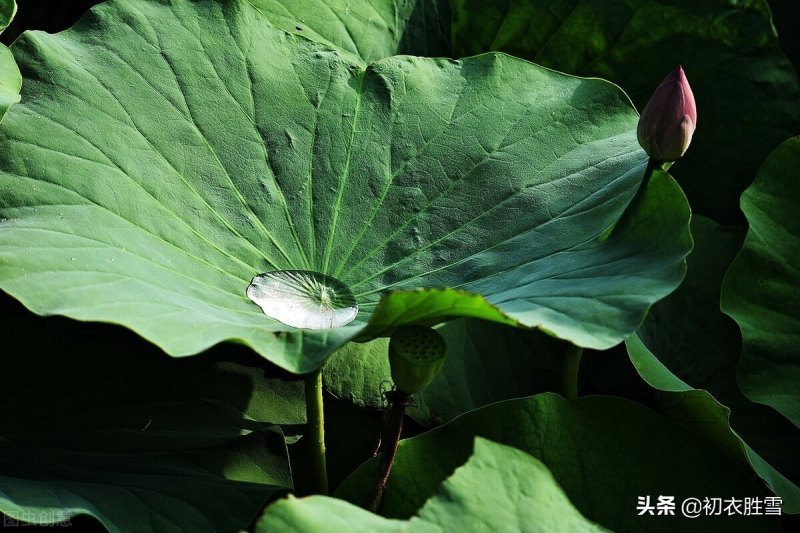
[336,394,778,532]
[722,137,800,427]
[325,318,564,425]
[0,0,19,123]
[0,292,304,532]
[448,0,800,224]
[0,0,690,374]
[326,167,687,419]
[246,0,451,65]
[260,437,605,532]
[257,0,799,224]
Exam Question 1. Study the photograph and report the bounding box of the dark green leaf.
[336,393,779,532]
[325,318,563,425]
[722,137,800,427]
[626,336,800,513]
[0,0,15,32]
[319,395,382,493]
[625,215,800,511]
[0,293,304,532]
[635,216,744,393]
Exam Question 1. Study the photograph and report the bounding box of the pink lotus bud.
[637,66,697,163]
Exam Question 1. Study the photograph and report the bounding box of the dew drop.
[246,270,358,329]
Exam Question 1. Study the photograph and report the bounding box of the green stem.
[304,369,328,495]
[562,345,583,400]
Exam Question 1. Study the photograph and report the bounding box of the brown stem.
[367,390,410,514]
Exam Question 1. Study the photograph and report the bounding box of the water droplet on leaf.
[246,270,358,329]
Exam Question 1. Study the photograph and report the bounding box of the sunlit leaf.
[259,438,605,532]
[253,0,800,224]
[0,0,690,372]
[246,0,450,65]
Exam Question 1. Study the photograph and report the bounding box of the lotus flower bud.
[637,66,697,163]
[389,325,447,394]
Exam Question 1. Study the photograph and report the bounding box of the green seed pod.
[389,325,447,395]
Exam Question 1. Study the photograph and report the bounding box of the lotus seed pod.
[389,325,447,395]
[637,66,697,163]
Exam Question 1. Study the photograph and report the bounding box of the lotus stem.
[634,157,657,201]
[562,345,583,400]
[304,368,328,495]
[367,390,411,514]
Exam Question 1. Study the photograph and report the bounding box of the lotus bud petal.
[637,66,697,162]
[389,325,447,395]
